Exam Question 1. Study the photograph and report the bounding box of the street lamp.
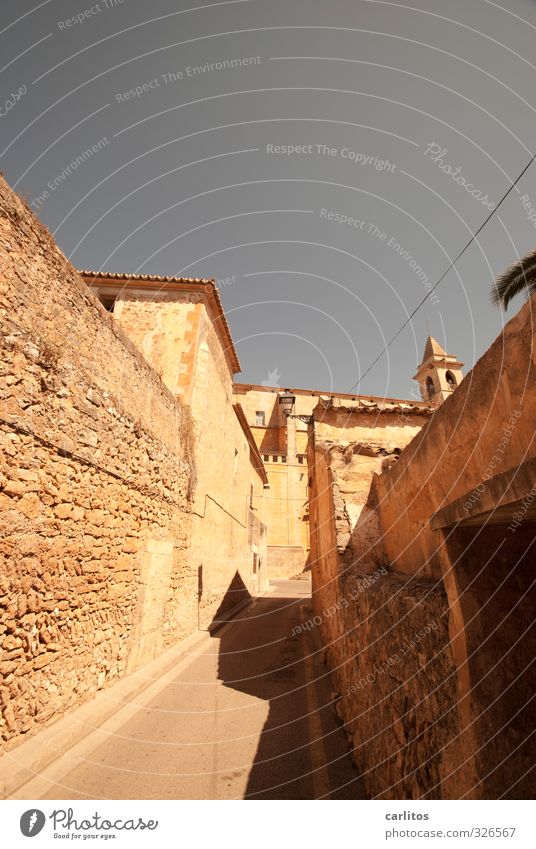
[278,390,314,424]
[278,389,296,418]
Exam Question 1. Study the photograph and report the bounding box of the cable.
[352,152,536,389]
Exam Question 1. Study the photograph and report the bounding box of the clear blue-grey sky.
[1,0,536,397]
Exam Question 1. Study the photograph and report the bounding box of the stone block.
[3,481,25,497]
[54,503,72,519]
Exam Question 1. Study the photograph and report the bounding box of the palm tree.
[492,247,536,309]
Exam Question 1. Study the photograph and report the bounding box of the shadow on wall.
[215,592,363,799]
[441,520,536,799]
[310,460,465,799]
[343,471,387,572]
[199,569,253,632]
[257,402,284,455]
[329,470,536,798]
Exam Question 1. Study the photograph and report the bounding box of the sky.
[1,0,536,397]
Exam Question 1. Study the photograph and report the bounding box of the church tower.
[413,336,464,405]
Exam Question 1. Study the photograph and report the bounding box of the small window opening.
[255,411,265,426]
[98,293,116,313]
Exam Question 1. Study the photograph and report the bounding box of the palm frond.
[492,247,536,309]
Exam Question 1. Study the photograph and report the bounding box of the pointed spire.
[414,334,464,405]
[422,335,447,363]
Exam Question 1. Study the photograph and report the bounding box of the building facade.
[81,271,269,628]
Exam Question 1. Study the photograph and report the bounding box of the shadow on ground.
[216,579,364,799]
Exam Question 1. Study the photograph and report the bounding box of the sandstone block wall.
[267,546,306,579]
[0,177,196,750]
[115,292,203,405]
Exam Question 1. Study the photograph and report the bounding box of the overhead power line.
[354,152,536,389]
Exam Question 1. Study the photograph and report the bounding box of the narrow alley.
[13,578,363,801]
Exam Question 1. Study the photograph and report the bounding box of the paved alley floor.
[14,578,363,800]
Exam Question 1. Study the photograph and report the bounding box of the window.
[255,411,265,426]
[263,454,269,462]
[445,370,457,389]
[98,292,116,313]
[426,377,436,400]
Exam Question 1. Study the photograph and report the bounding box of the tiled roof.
[315,396,433,415]
[79,270,213,284]
[234,382,432,409]
[79,270,240,374]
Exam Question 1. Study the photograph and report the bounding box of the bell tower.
[413,336,464,405]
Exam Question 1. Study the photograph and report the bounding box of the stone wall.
[187,308,268,626]
[113,291,204,405]
[267,546,306,579]
[233,385,311,572]
[372,296,536,799]
[83,274,269,629]
[0,177,196,750]
[308,405,462,798]
[375,297,536,580]
[309,301,536,798]
[319,568,458,799]
[309,401,430,578]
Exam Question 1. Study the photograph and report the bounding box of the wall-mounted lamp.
[278,389,296,418]
[278,390,313,424]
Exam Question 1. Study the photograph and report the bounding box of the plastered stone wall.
[188,312,268,626]
[0,177,196,750]
[107,284,269,626]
